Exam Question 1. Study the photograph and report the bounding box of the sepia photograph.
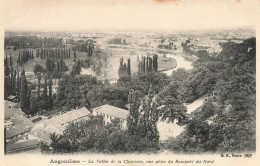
[1,0,259,165]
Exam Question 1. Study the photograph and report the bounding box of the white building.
[92,104,129,129]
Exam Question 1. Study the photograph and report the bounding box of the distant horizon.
[4,26,256,34]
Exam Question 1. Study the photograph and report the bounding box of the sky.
[2,0,259,32]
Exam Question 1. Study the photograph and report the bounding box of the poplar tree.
[48,77,53,109]
[10,54,13,68]
[123,63,127,75]
[127,58,131,76]
[16,70,20,100]
[143,56,146,74]
[118,57,124,78]
[42,76,48,110]
[33,64,45,99]
[20,69,30,114]
[127,90,140,135]
[137,86,159,143]
[46,58,53,73]
[73,51,76,62]
[30,94,38,115]
[18,53,21,65]
[146,55,149,72]
[12,70,17,96]
[148,57,153,72]
[153,54,158,72]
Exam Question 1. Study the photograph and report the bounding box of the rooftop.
[11,114,35,127]
[30,128,53,143]
[7,95,17,100]
[5,100,18,108]
[92,104,129,120]
[5,100,25,120]
[6,115,35,139]
[44,107,91,126]
[6,139,39,154]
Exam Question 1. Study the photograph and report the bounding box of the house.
[5,139,39,154]
[45,107,91,126]
[4,100,25,121]
[30,107,91,143]
[5,114,35,144]
[92,104,129,128]
[29,127,54,143]
[6,95,18,102]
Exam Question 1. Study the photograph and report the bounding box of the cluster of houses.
[4,97,188,154]
[4,100,38,153]
[4,100,131,154]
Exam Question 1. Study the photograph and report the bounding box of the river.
[161,53,193,76]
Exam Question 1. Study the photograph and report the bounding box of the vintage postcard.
[1,0,259,165]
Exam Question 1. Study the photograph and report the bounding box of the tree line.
[72,40,95,57]
[36,47,72,60]
[138,54,158,75]
[4,54,19,100]
[5,36,63,50]
[118,57,131,78]
[17,50,34,66]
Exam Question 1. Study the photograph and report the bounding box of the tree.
[33,64,45,98]
[152,54,158,72]
[148,57,153,72]
[123,63,127,75]
[127,58,131,76]
[146,55,149,72]
[9,54,13,69]
[16,70,20,100]
[158,81,188,123]
[118,57,124,78]
[165,38,256,153]
[4,55,10,77]
[46,58,53,73]
[171,68,190,82]
[20,69,30,114]
[48,76,53,109]
[137,86,159,143]
[42,76,48,110]
[4,76,10,99]
[12,70,17,96]
[71,60,81,76]
[73,51,76,62]
[41,115,160,154]
[127,90,140,135]
[30,94,39,115]
[143,56,146,74]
